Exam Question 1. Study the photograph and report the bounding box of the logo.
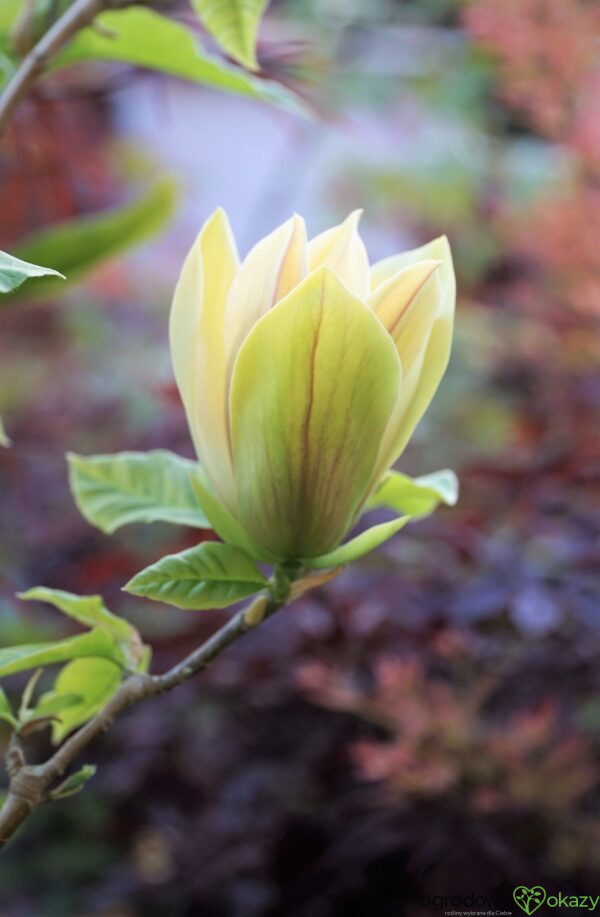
[513,887,600,913]
[514,887,547,914]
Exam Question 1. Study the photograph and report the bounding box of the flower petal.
[169,207,239,504]
[308,210,370,299]
[225,214,307,374]
[304,514,410,569]
[369,261,443,412]
[229,267,401,558]
[370,234,453,296]
[389,302,454,459]
[371,237,455,476]
[368,259,441,345]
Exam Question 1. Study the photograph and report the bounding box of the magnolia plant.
[0,0,456,862]
[0,210,458,846]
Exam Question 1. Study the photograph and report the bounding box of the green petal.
[304,515,409,569]
[191,466,277,563]
[229,267,401,558]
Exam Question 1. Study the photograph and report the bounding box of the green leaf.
[0,0,22,31]
[6,178,177,301]
[124,541,268,610]
[191,467,276,563]
[190,0,268,70]
[30,692,83,720]
[0,687,18,729]
[67,450,210,534]
[0,416,10,448]
[304,516,410,570]
[18,587,131,639]
[48,658,122,743]
[366,469,459,519]
[17,587,147,672]
[0,249,64,294]
[55,7,305,114]
[0,629,124,678]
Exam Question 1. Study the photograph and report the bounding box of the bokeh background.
[1,0,599,914]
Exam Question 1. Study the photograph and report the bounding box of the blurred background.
[0,0,599,914]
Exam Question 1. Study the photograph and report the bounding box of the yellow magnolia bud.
[170,209,455,560]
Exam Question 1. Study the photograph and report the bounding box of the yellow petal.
[368,259,441,344]
[371,236,455,477]
[389,302,453,459]
[308,210,370,299]
[369,261,443,412]
[370,234,453,296]
[225,214,307,374]
[169,207,239,504]
[229,267,401,558]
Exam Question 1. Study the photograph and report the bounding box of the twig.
[0,0,126,136]
[0,591,283,848]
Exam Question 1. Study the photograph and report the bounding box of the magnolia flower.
[170,210,455,561]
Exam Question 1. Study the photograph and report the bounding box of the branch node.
[243,595,269,628]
